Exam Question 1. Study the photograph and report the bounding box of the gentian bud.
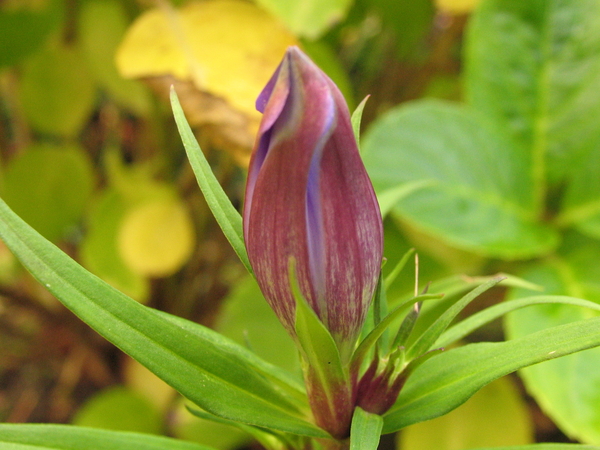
[243,46,383,358]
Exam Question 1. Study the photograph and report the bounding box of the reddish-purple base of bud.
[354,359,407,415]
[304,365,355,440]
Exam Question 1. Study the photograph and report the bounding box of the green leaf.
[470,446,600,450]
[351,293,442,374]
[398,378,532,450]
[72,386,163,434]
[0,198,326,438]
[0,0,64,67]
[406,277,504,360]
[362,100,558,259]
[377,180,436,219]
[437,294,600,348]
[505,237,600,444]
[349,407,383,450]
[170,88,251,274]
[80,187,149,302]
[293,265,346,383]
[78,0,151,115]
[254,0,353,39]
[215,275,300,375]
[382,315,600,434]
[352,96,369,146]
[0,424,217,450]
[465,0,600,190]
[2,143,94,242]
[19,44,96,137]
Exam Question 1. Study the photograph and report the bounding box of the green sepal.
[349,407,383,450]
[352,95,369,148]
[170,87,252,274]
[290,259,347,385]
[351,293,443,375]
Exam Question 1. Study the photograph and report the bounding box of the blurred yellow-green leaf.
[116,0,297,120]
[2,143,94,242]
[118,196,195,278]
[78,0,152,116]
[80,187,150,302]
[399,377,533,450]
[0,0,64,67]
[72,386,163,435]
[255,0,353,39]
[436,0,480,14]
[19,43,96,137]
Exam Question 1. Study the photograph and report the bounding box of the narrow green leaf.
[406,277,504,359]
[382,315,600,433]
[349,407,383,450]
[437,295,600,348]
[0,424,216,450]
[384,248,415,290]
[170,87,252,274]
[0,198,325,438]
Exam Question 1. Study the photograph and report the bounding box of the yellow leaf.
[116,0,297,119]
[118,198,195,277]
[436,0,480,14]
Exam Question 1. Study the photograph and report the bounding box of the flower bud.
[243,46,383,356]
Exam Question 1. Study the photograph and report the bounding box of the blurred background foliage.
[1,0,599,449]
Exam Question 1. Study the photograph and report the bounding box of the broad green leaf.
[382,314,600,433]
[399,377,532,450]
[506,236,600,444]
[72,386,163,434]
[438,294,600,348]
[170,88,252,274]
[0,198,326,438]
[255,0,353,39]
[362,100,558,259]
[465,0,600,189]
[0,424,217,450]
[19,44,96,137]
[2,143,94,242]
[349,407,383,450]
[78,0,151,115]
[0,0,63,67]
[377,180,435,219]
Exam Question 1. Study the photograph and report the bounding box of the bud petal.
[243,46,383,352]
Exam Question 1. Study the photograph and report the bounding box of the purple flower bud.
[243,46,383,355]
